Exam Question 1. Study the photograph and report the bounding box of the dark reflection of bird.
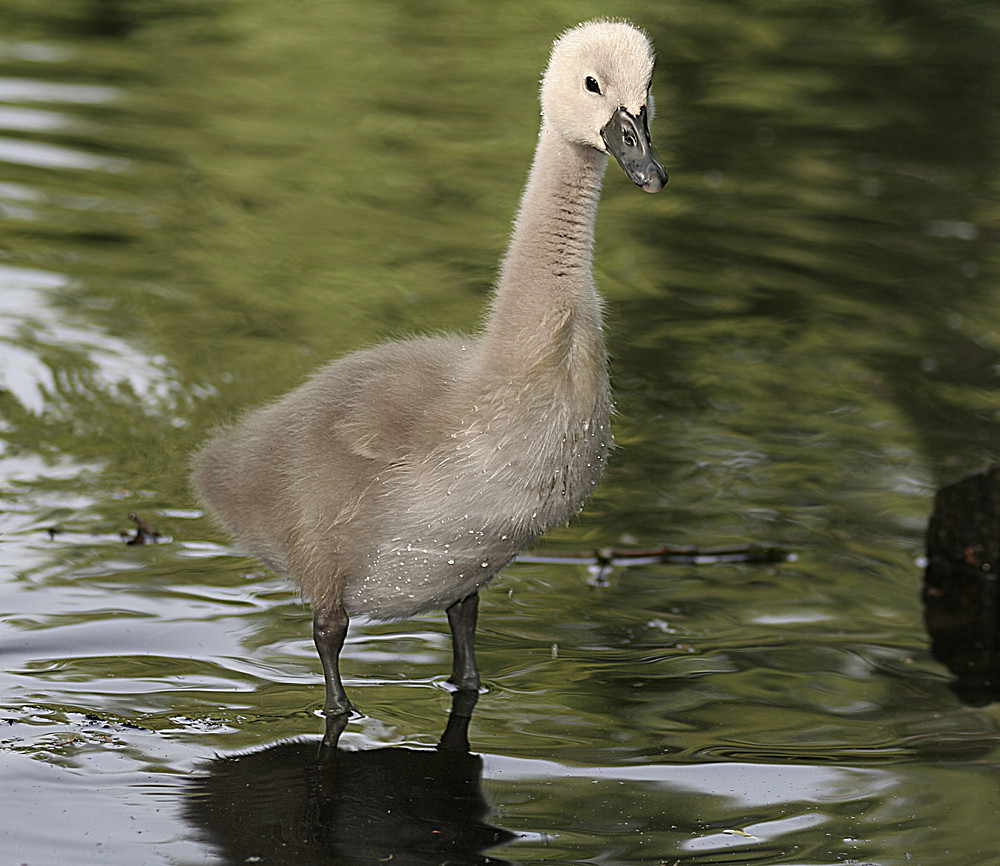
[191,20,667,720]
[184,692,517,865]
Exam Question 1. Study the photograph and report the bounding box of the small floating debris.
[517,542,792,584]
[122,512,162,545]
[43,512,169,546]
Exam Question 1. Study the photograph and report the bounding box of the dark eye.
[585,76,601,94]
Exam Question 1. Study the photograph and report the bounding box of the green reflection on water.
[1,0,1000,864]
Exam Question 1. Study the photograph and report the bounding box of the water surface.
[2,1,999,864]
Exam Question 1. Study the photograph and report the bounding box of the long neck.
[480,125,609,377]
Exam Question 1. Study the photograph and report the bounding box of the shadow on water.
[924,465,1000,706]
[184,691,517,866]
[2,0,1000,864]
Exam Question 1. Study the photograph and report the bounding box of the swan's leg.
[319,711,350,752]
[313,602,355,717]
[446,591,480,691]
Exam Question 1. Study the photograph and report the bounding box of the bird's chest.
[429,389,611,535]
[353,392,609,618]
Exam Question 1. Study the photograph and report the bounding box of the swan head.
[541,20,667,193]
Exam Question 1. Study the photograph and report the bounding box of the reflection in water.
[184,691,516,866]
[2,1,1000,864]
[924,465,1000,706]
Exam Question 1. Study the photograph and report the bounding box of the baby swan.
[192,20,666,720]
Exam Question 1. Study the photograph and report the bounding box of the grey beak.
[600,106,667,193]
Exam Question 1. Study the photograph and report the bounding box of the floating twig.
[123,512,162,545]
[517,543,792,585]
